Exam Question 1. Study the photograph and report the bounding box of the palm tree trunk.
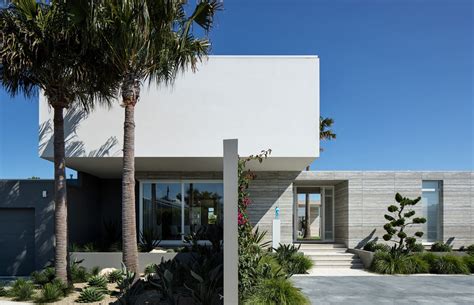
[121,76,140,275]
[53,105,68,284]
[304,166,311,238]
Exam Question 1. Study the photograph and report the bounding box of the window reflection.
[142,182,223,241]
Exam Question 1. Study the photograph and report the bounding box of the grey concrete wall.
[0,180,55,272]
[336,171,473,249]
[246,172,299,245]
[334,181,349,245]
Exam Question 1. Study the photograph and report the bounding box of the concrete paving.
[292,275,474,305]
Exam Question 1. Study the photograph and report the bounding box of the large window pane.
[422,181,442,242]
[184,183,223,236]
[142,182,182,240]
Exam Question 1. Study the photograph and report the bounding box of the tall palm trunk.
[121,75,140,275]
[53,105,68,284]
[304,165,311,238]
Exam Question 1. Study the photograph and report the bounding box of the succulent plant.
[76,287,105,303]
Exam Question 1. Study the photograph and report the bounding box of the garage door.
[0,208,35,276]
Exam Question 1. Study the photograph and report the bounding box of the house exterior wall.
[334,181,349,245]
[38,56,320,177]
[332,171,473,249]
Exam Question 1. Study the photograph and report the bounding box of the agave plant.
[87,275,108,291]
[138,228,161,252]
[77,287,105,303]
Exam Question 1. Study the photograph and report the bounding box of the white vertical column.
[223,139,238,305]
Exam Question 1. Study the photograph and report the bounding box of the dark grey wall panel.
[0,208,35,275]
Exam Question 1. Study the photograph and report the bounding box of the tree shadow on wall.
[39,107,119,158]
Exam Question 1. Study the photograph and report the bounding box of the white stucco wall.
[39,56,319,176]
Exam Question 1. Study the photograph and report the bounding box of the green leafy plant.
[410,243,425,252]
[417,252,437,267]
[363,241,391,252]
[462,255,474,273]
[243,278,309,305]
[430,242,452,252]
[31,266,56,287]
[70,257,90,283]
[116,262,136,295]
[0,284,7,297]
[185,262,223,305]
[8,279,35,301]
[464,244,474,256]
[370,251,428,274]
[271,244,313,275]
[430,255,469,274]
[138,228,162,252]
[382,193,426,255]
[107,269,123,283]
[87,275,108,290]
[82,243,97,252]
[37,282,63,303]
[77,287,105,303]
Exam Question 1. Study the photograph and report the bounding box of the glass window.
[184,183,223,236]
[142,181,223,241]
[143,183,182,240]
[422,181,442,242]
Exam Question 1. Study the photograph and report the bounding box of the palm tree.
[0,0,117,283]
[303,116,336,239]
[93,0,221,273]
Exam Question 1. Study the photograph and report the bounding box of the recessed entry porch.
[292,178,349,246]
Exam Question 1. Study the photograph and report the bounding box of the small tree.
[382,193,426,255]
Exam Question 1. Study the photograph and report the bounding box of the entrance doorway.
[294,186,334,242]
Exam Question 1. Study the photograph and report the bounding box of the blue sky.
[0,0,472,178]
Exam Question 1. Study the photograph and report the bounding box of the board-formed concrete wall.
[337,171,473,249]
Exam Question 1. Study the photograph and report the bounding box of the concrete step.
[312,261,364,269]
[306,254,359,261]
[299,248,349,254]
[296,243,346,249]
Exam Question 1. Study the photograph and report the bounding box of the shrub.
[8,279,35,301]
[430,242,452,252]
[243,278,309,305]
[76,287,105,303]
[462,255,474,273]
[370,252,428,274]
[409,243,425,252]
[431,255,469,274]
[0,284,7,297]
[272,244,313,275]
[138,228,161,252]
[417,252,437,267]
[466,244,474,256]
[31,267,56,287]
[71,265,89,283]
[107,269,123,283]
[37,282,63,303]
[87,275,108,290]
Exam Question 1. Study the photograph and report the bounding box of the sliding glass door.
[141,181,223,243]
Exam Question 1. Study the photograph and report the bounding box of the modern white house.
[0,56,473,276]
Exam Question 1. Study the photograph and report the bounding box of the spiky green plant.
[76,287,105,303]
[466,244,474,256]
[8,279,35,301]
[243,278,309,305]
[37,282,63,303]
[31,266,56,287]
[107,269,123,283]
[430,255,470,274]
[462,255,474,273]
[370,251,429,274]
[87,275,108,290]
[430,242,452,252]
[382,193,426,255]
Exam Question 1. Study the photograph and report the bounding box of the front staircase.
[297,243,364,269]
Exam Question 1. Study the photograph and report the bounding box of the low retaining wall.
[348,249,469,269]
[71,252,192,272]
